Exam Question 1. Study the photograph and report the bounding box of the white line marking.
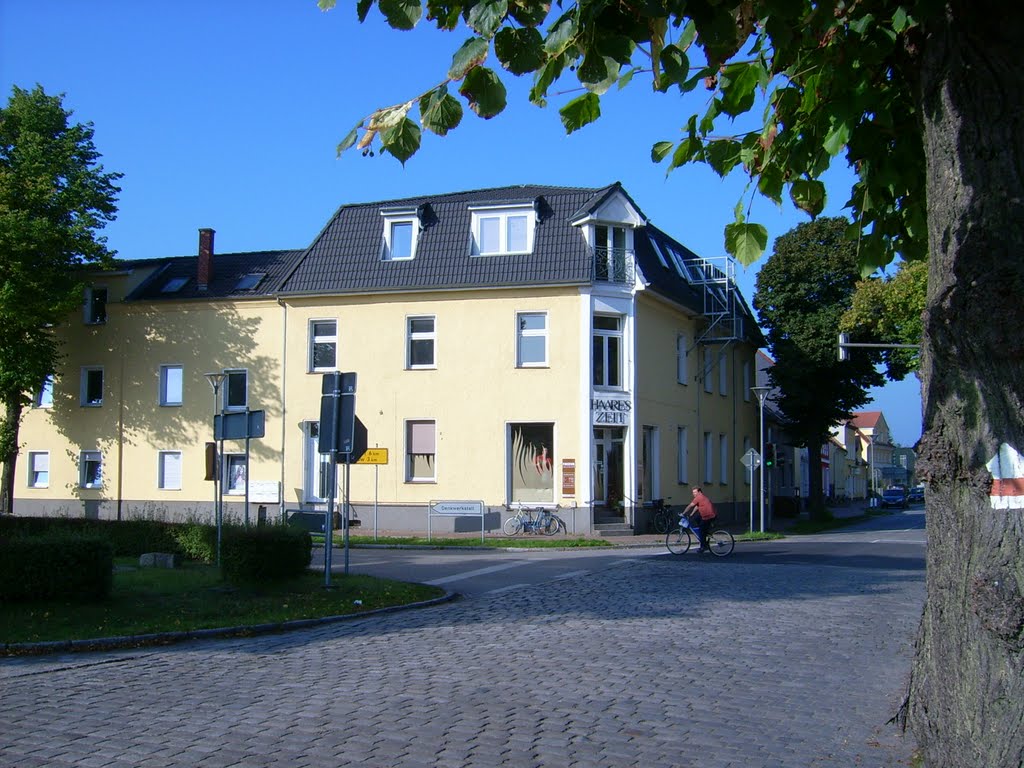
[425,560,529,586]
[484,583,531,596]
[553,570,590,580]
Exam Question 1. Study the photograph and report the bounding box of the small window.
[161,277,188,293]
[592,315,623,389]
[81,367,104,406]
[84,287,108,324]
[718,350,728,396]
[703,432,713,484]
[160,365,183,406]
[676,335,688,384]
[310,320,338,371]
[28,452,49,488]
[224,369,247,411]
[381,210,419,261]
[719,434,728,484]
[743,361,752,402]
[677,427,689,484]
[80,450,102,488]
[158,451,182,490]
[224,454,247,494]
[407,316,435,369]
[470,206,535,256]
[702,349,713,393]
[235,273,266,290]
[516,312,548,367]
[406,420,436,482]
[34,376,54,408]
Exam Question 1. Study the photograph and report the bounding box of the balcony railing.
[594,247,635,284]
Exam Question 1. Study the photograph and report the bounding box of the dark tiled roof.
[126,249,305,301]
[278,184,610,295]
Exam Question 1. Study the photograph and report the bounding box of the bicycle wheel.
[503,515,523,536]
[706,529,735,557]
[541,515,559,536]
[653,512,669,535]
[666,527,693,555]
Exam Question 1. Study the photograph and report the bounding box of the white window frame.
[27,451,49,488]
[469,205,535,256]
[718,350,728,396]
[703,432,713,484]
[81,367,104,406]
[405,419,436,482]
[381,209,419,261]
[223,369,248,411]
[84,286,108,324]
[309,319,338,372]
[34,376,54,408]
[160,365,183,406]
[593,315,623,389]
[224,453,247,495]
[158,451,183,490]
[516,312,548,367]
[304,421,332,503]
[80,450,102,489]
[406,315,436,369]
[677,427,689,484]
[702,348,713,393]
[676,334,688,384]
[719,433,728,484]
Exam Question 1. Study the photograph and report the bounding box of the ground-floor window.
[640,425,658,502]
[406,420,436,482]
[225,454,247,495]
[509,423,554,503]
[593,426,625,508]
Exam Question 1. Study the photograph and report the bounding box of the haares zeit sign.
[592,397,632,425]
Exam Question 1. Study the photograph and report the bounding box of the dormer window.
[470,205,535,256]
[161,277,188,293]
[381,208,419,261]
[235,272,266,290]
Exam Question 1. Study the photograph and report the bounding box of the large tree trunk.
[908,3,1024,765]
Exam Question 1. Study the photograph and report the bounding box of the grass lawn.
[1,560,444,649]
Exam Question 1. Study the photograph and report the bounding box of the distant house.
[13,183,765,534]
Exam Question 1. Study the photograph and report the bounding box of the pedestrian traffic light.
[765,443,776,467]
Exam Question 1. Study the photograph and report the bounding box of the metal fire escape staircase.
[690,256,745,350]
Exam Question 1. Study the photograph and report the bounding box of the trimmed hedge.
[0,534,113,602]
[0,516,218,562]
[221,525,312,585]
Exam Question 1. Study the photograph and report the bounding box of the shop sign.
[561,459,576,496]
[592,397,632,425]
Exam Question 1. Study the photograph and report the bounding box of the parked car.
[908,486,925,503]
[880,487,909,509]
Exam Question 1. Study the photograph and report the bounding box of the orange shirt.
[693,493,716,521]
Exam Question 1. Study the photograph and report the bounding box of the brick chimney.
[198,228,215,291]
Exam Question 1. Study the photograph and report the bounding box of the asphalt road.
[0,509,926,767]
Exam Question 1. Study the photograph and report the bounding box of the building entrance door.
[593,427,625,513]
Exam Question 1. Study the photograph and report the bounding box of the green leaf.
[757,164,784,203]
[617,67,638,90]
[719,61,761,117]
[420,87,463,136]
[449,37,491,80]
[705,140,742,177]
[494,27,544,75]
[381,117,421,164]
[891,6,909,32]
[529,55,564,105]
[367,103,412,133]
[543,14,576,56]
[823,117,852,156]
[459,66,507,118]
[651,141,674,163]
[508,1,547,27]
[426,0,461,29]
[667,136,701,172]
[725,221,768,266]
[559,92,601,134]
[379,0,422,30]
[467,0,508,38]
[336,125,360,156]
[789,179,827,216]
[657,43,689,91]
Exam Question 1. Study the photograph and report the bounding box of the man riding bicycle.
[682,487,717,553]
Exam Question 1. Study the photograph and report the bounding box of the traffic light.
[765,443,776,467]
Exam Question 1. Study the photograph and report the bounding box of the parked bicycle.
[503,505,567,536]
[651,498,673,534]
[665,514,735,556]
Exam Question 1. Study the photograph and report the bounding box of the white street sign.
[741,449,761,470]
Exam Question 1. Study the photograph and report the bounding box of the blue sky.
[1,1,922,446]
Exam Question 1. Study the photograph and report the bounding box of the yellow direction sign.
[356,448,389,465]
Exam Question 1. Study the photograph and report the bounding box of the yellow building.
[13,184,764,534]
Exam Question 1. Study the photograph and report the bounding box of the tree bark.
[909,2,1024,765]
[0,398,24,516]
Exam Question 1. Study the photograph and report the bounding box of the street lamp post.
[203,372,226,566]
[751,386,771,533]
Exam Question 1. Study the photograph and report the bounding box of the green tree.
[0,85,121,515]
[842,260,927,378]
[754,217,885,518]
[328,2,1024,763]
